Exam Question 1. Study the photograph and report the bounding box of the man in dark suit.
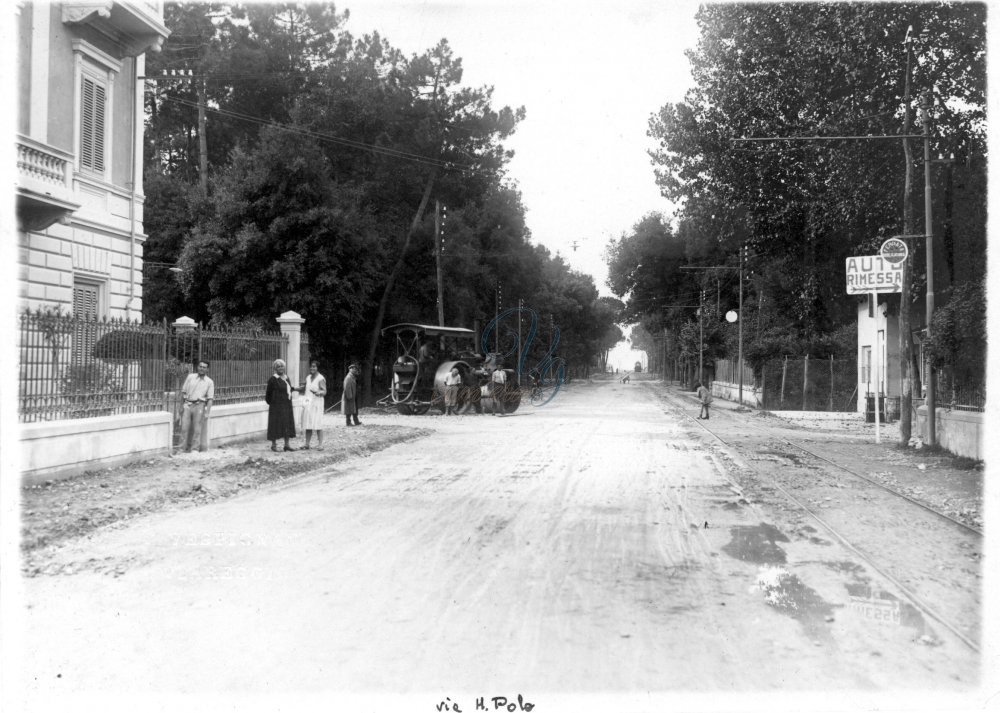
[342,363,362,426]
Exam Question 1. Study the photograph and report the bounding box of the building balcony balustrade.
[16,135,81,233]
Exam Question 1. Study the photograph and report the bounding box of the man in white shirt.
[443,366,462,415]
[180,360,214,451]
[491,360,507,416]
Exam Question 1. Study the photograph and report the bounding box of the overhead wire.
[158,95,484,174]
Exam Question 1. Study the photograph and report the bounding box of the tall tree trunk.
[361,170,438,405]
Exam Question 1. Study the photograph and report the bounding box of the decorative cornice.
[72,39,123,74]
[121,33,165,56]
[61,2,113,25]
[63,2,170,57]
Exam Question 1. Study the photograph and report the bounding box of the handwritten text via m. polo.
[435,694,534,712]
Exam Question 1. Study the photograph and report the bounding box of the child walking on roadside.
[696,381,712,419]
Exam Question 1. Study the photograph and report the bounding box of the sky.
[339,0,705,367]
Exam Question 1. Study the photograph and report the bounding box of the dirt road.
[13,378,984,708]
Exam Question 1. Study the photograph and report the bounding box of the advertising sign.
[880,237,909,265]
[845,255,903,295]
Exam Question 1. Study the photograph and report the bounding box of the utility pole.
[738,245,744,406]
[698,289,704,384]
[921,93,937,446]
[898,25,916,446]
[435,200,444,327]
[197,74,208,194]
[517,297,522,387]
[494,281,502,355]
[682,262,745,397]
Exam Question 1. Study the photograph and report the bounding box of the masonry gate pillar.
[276,311,305,387]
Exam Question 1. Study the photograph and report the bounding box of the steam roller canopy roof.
[381,323,476,338]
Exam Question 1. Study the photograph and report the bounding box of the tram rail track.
[654,386,982,654]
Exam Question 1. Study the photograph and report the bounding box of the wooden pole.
[802,354,809,411]
[780,355,788,407]
[829,354,834,411]
[435,200,444,327]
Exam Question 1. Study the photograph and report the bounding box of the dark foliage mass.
[142,2,622,402]
[608,2,985,390]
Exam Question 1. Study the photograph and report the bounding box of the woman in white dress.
[302,360,327,449]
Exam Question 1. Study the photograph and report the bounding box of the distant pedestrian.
[696,381,712,419]
[179,360,214,452]
[444,365,462,415]
[343,363,361,426]
[490,360,507,416]
[301,360,327,450]
[266,358,297,451]
[459,367,484,415]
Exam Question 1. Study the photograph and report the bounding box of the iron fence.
[298,331,312,390]
[170,324,286,404]
[915,380,985,413]
[18,309,288,423]
[18,311,169,422]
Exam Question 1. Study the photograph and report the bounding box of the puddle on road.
[755,565,835,642]
[845,583,928,636]
[721,523,789,564]
[822,560,868,578]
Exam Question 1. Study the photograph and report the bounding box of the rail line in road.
[778,438,983,537]
[653,385,982,655]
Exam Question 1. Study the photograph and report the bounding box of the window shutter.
[93,83,106,173]
[72,282,100,365]
[73,282,99,317]
[80,77,106,173]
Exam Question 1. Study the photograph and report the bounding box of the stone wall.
[915,406,984,461]
[19,400,304,483]
[710,380,763,408]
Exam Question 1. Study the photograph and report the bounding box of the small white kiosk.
[845,238,907,442]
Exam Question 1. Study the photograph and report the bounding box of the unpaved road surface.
[11,378,986,709]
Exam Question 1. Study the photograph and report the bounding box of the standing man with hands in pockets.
[180,360,214,452]
[343,363,362,427]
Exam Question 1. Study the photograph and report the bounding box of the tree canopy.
[142,3,622,400]
[608,2,985,387]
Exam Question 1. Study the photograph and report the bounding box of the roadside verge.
[22,421,431,572]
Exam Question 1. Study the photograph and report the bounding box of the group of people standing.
[266,360,361,452]
[179,353,516,455]
[441,356,509,417]
[177,358,362,455]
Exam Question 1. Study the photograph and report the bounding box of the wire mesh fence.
[759,356,858,413]
[714,359,755,389]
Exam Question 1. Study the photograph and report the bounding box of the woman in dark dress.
[266,358,297,451]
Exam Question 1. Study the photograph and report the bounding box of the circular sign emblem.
[880,237,909,265]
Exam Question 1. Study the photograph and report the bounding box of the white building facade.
[15,1,169,320]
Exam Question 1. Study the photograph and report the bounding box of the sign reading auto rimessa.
[845,255,903,295]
